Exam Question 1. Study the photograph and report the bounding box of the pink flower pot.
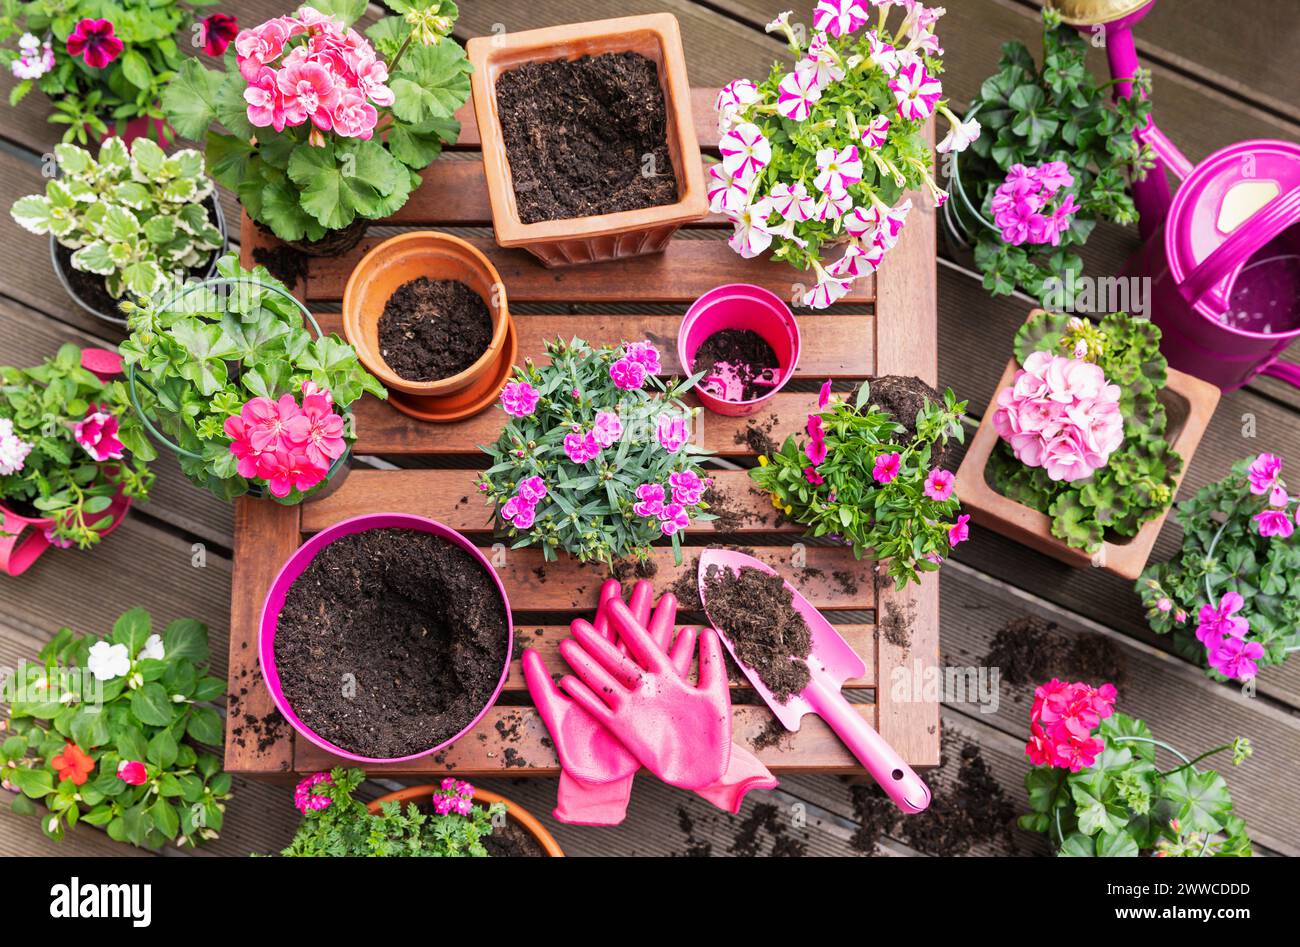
[678,284,800,417]
[258,513,514,764]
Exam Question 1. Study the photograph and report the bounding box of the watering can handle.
[1180,184,1300,306]
[1262,361,1300,389]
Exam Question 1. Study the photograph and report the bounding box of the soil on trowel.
[693,329,780,402]
[701,564,812,703]
[378,277,493,382]
[483,820,546,857]
[274,528,509,759]
[495,52,678,223]
[982,615,1126,699]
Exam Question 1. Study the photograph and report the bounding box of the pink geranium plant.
[120,256,386,503]
[714,2,969,308]
[479,338,714,566]
[1140,454,1300,682]
[1020,681,1253,857]
[164,2,471,244]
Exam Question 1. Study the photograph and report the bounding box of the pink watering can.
[1051,0,1300,391]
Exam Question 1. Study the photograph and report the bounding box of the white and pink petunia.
[813,145,864,198]
[867,32,902,77]
[720,122,772,179]
[813,190,854,220]
[803,271,853,309]
[715,78,760,131]
[812,0,871,37]
[727,197,776,258]
[801,33,845,90]
[936,116,981,154]
[874,198,912,250]
[827,241,885,279]
[769,180,817,221]
[707,163,751,214]
[889,61,943,122]
[861,114,891,149]
[777,63,822,122]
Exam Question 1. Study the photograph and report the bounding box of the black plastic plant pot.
[125,274,349,505]
[50,196,228,328]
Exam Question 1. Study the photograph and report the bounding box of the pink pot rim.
[678,283,801,411]
[257,512,514,764]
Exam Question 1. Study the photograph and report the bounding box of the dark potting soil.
[983,615,1126,698]
[694,329,780,402]
[734,416,778,456]
[704,484,766,532]
[483,819,546,857]
[495,52,678,224]
[252,243,309,288]
[862,374,960,469]
[274,528,509,759]
[702,565,812,703]
[378,278,493,382]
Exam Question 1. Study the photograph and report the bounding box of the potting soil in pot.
[694,329,780,402]
[865,375,958,468]
[702,564,812,703]
[483,819,546,857]
[274,528,509,759]
[378,277,493,382]
[495,51,678,223]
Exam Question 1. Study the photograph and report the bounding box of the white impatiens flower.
[87,641,131,682]
[769,181,817,222]
[777,63,822,122]
[727,198,776,259]
[719,123,771,179]
[814,145,864,198]
[0,417,33,476]
[937,116,981,155]
[139,634,166,662]
[707,163,751,214]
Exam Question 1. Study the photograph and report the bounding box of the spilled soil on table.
[982,615,1126,701]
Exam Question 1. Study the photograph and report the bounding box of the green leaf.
[112,607,153,656]
[162,60,225,141]
[389,41,472,123]
[150,798,180,839]
[147,728,178,769]
[186,707,224,746]
[163,619,209,664]
[121,50,152,90]
[1095,828,1139,857]
[130,683,174,727]
[310,0,369,25]
[11,767,54,799]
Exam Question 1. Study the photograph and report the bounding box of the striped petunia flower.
[720,122,772,179]
[889,61,942,122]
[813,145,864,198]
[777,63,822,121]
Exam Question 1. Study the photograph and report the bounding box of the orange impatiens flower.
[51,742,94,786]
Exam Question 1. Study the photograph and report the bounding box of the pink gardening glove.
[523,580,651,825]
[560,596,732,791]
[638,593,780,814]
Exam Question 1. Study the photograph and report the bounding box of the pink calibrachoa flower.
[42,525,75,550]
[633,483,666,519]
[924,468,955,501]
[769,181,817,222]
[116,760,147,786]
[818,379,833,409]
[813,145,864,198]
[609,358,647,391]
[656,413,690,453]
[659,502,691,537]
[66,18,124,69]
[805,414,829,466]
[1247,452,1283,496]
[777,63,822,122]
[73,405,124,462]
[727,198,776,259]
[888,62,942,122]
[1024,679,1117,772]
[669,469,705,506]
[993,350,1124,482]
[827,242,883,280]
[813,189,853,221]
[812,0,871,37]
[804,270,852,310]
[804,466,824,485]
[715,79,760,131]
[873,451,901,484]
[801,34,846,91]
[948,513,970,547]
[1254,508,1294,538]
[294,771,333,813]
[708,163,751,215]
[591,410,623,449]
[937,116,981,155]
[860,114,891,150]
[563,430,601,464]
[500,381,539,417]
[720,123,771,180]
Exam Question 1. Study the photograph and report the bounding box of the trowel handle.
[807,678,931,814]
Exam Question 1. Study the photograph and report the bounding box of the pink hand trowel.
[697,549,932,814]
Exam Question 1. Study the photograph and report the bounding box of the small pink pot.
[678,284,800,417]
[258,513,514,765]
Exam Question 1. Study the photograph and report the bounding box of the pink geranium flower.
[235,17,295,81]
[656,413,690,453]
[244,66,287,131]
[330,90,378,139]
[300,390,346,469]
[1195,591,1249,645]
[277,59,340,130]
[500,381,539,417]
[924,468,955,501]
[1024,679,1117,772]
[633,483,666,518]
[243,393,310,452]
[1247,452,1283,496]
[1254,508,1294,538]
[1207,635,1265,682]
[67,18,123,69]
[257,449,327,498]
[73,405,124,462]
[609,358,647,391]
[873,451,901,484]
[888,62,942,122]
[948,513,970,547]
[991,162,1078,247]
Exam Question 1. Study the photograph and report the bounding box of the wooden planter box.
[466,14,707,266]
[956,323,1221,580]
[224,89,940,779]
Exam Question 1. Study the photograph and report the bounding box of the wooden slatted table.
[226,88,940,779]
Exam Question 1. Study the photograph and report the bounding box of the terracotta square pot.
[467,13,707,267]
[955,322,1221,580]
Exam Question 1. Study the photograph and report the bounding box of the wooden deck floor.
[2,0,1298,857]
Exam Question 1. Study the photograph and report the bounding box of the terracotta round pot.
[343,231,515,420]
[367,785,564,857]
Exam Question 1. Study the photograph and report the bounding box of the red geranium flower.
[201,13,239,57]
[51,742,95,786]
[66,18,124,69]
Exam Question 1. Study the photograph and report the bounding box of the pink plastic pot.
[678,284,800,417]
[258,513,514,764]
[1,348,132,577]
